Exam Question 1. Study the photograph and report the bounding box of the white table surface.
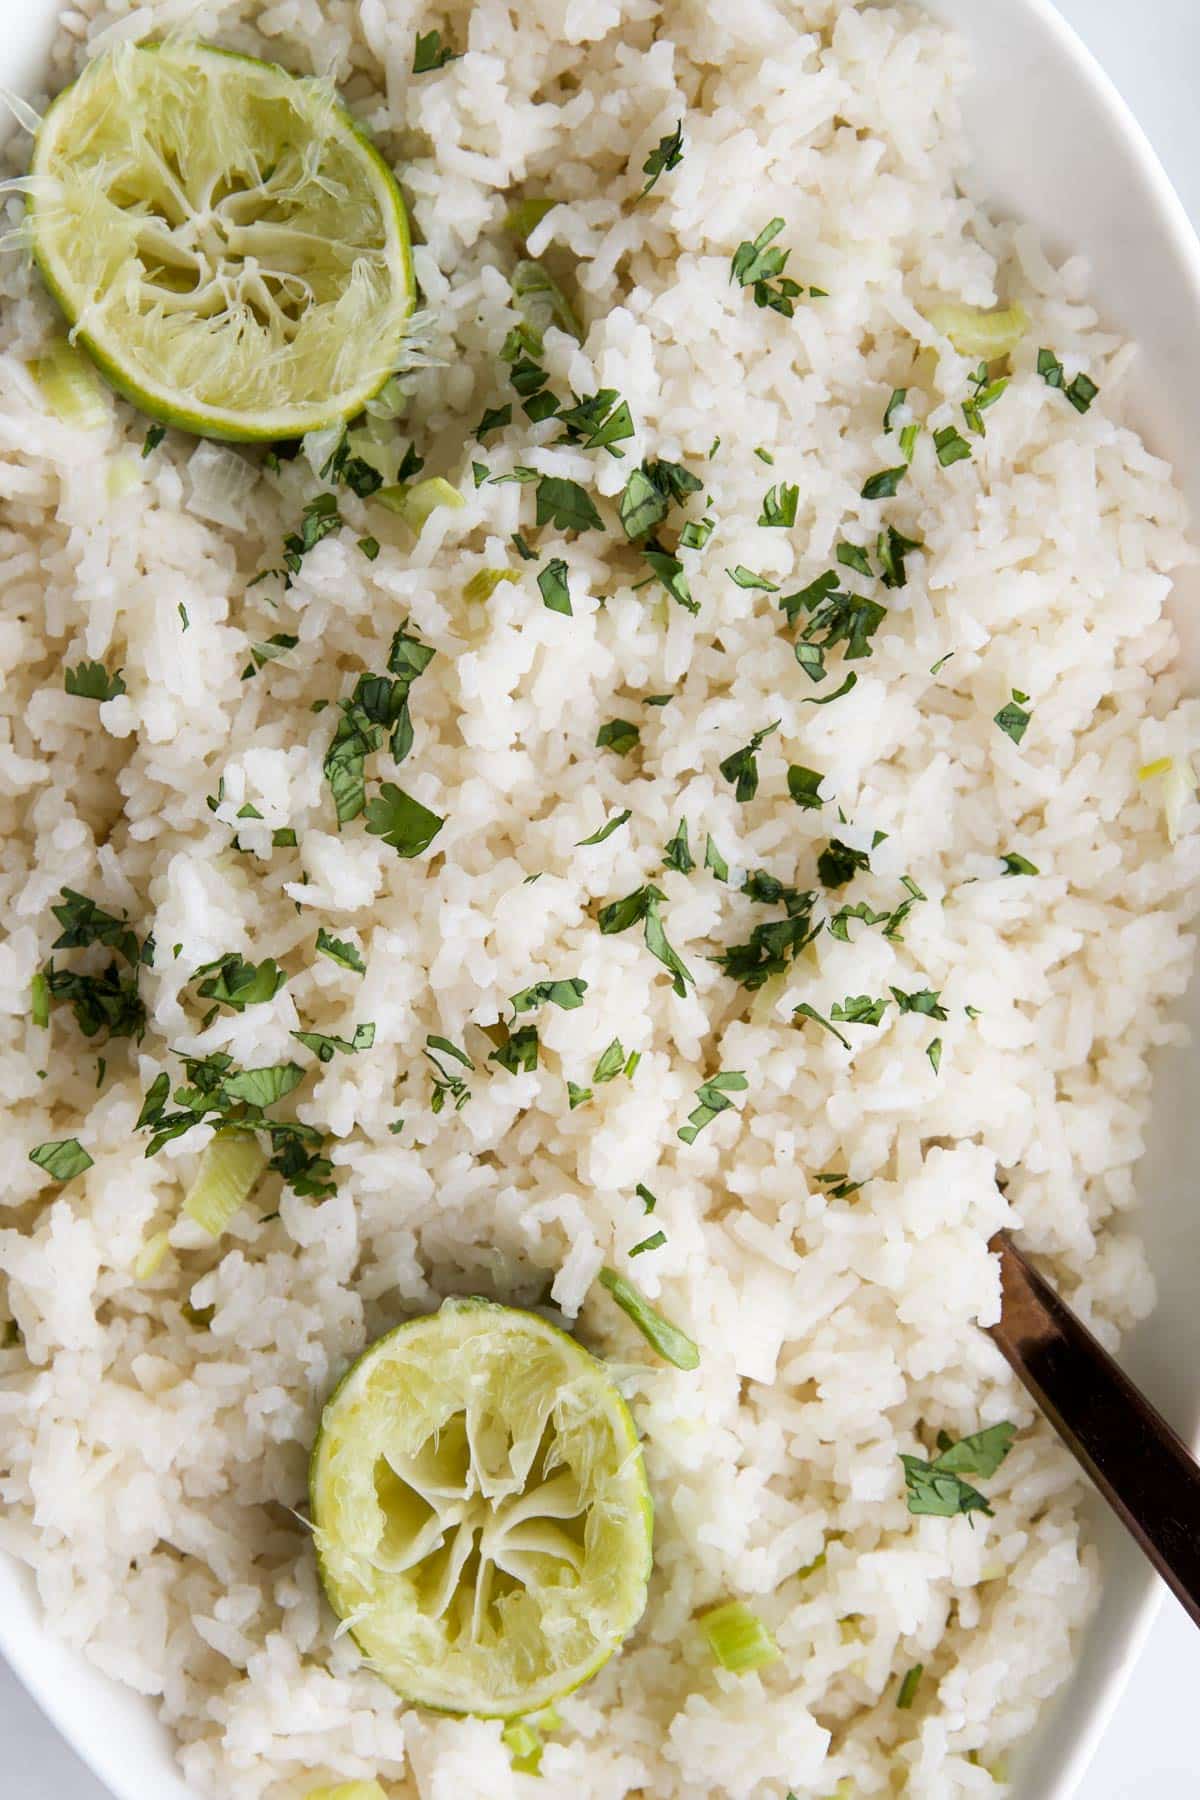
[5,2,1200,1796]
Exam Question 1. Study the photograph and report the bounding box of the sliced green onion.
[133,1229,171,1280]
[926,301,1030,358]
[598,1267,699,1370]
[1138,754,1196,843]
[31,339,109,429]
[183,1133,267,1237]
[700,1600,780,1673]
[501,1721,543,1774]
[30,971,49,1028]
[512,257,583,343]
[106,454,143,499]
[376,477,465,534]
[463,567,520,604]
[304,1785,389,1800]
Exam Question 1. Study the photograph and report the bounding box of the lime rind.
[310,1300,653,1718]
[28,40,415,442]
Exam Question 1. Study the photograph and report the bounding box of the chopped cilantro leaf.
[593,1038,627,1083]
[597,884,693,994]
[817,838,871,890]
[476,403,512,439]
[705,835,729,881]
[677,1070,748,1144]
[927,1037,943,1074]
[315,929,366,972]
[999,851,1039,876]
[65,661,126,701]
[787,764,824,810]
[596,719,639,755]
[509,977,587,1014]
[994,690,1032,745]
[890,986,948,1020]
[29,1138,93,1180]
[663,818,694,873]
[643,544,696,612]
[901,1422,1015,1518]
[727,564,779,591]
[364,783,445,858]
[861,466,907,500]
[577,809,631,846]
[538,557,572,614]
[413,27,458,72]
[759,482,799,527]
[490,1025,539,1073]
[142,423,166,457]
[877,525,921,589]
[719,721,779,803]
[292,1023,375,1062]
[883,388,907,431]
[793,1002,850,1049]
[639,120,684,198]
[535,475,603,533]
[192,953,286,1013]
[830,993,890,1026]
[836,542,872,578]
[567,1081,592,1109]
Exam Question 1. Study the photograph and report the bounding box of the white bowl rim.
[2,3,1200,1797]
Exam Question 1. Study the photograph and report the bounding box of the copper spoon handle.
[988,1234,1200,1628]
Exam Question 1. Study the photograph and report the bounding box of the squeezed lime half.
[310,1299,654,1717]
[28,41,415,441]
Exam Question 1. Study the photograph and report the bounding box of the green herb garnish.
[933,424,972,467]
[490,1025,539,1073]
[292,1023,375,1063]
[509,978,588,1014]
[817,838,870,889]
[596,719,640,755]
[597,884,693,994]
[719,721,779,802]
[787,765,824,810]
[861,466,907,501]
[993,689,1032,745]
[29,1138,93,1181]
[538,558,572,615]
[315,929,365,972]
[639,120,684,197]
[677,1070,748,1144]
[901,1422,1016,1519]
[363,783,444,858]
[65,661,126,701]
[759,483,799,528]
[413,28,458,72]
[535,475,603,533]
[192,953,286,1013]
[663,818,695,873]
[598,1267,699,1369]
[577,809,631,846]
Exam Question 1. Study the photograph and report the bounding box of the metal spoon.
[989,1232,1200,1629]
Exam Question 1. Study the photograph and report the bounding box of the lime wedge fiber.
[310,1299,653,1716]
[28,41,415,442]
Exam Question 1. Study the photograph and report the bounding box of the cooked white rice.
[1,1,1198,1796]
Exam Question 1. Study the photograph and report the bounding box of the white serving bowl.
[2,3,1199,1796]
